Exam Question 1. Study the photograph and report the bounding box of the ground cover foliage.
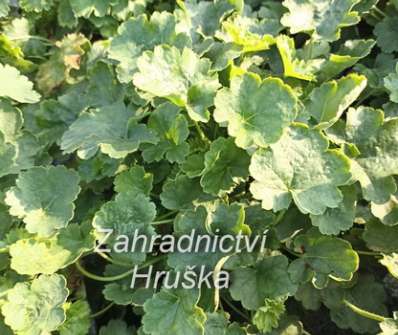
[0,0,398,334]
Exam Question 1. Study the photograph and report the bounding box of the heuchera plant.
[0,0,398,334]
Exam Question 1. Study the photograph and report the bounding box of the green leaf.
[229,255,297,310]
[209,202,250,235]
[0,34,34,72]
[0,63,40,103]
[225,324,247,335]
[9,223,94,275]
[0,132,16,178]
[12,134,40,173]
[252,298,286,333]
[78,153,120,183]
[59,300,91,335]
[294,282,322,310]
[204,312,229,335]
[0,100,40,174]
[69,0,112,18]
[255,2,286,36]
[371,195,398,226]
[214,73,298,149]
[250,124,351,215]
[0,99,23,143]
[374,17,398,53]
[0,0,9,18]
[133,45,220,122]
[276,35,320,81]
[3,17,32,42]
[21,98,72,147]
[354,53,396,91]
[204,42,242,72]
[83,62,126,108]
[143,288,206,335]
[293,228,359,281]
[5,166,81,237]
[0,1,396,333]
[219,17,275,52]
[109,12,186,83]
[352,0,378,13]
[346,107,398,203]
[142,103,189,163]
[9,237,75,275]
[0,202,13,240]
[99,319,136,335]
[36,33,88,95]
[19,0,54,12]
[160,175,212,210]
[92,192,156,263]
[268,315,304,335]
[176,0,237,41]
[57,0,78,28]
[57,221,95,253]
[1,274,69,335]
[114,165,153,196]
[380,253,398,279]
[103,282,138,306]
[167,235,226,271]
[310,185,356,235]
[174,206,208,235]
[384,63,398,103]
[200,137,249,196]
[363,220,398,253]
[318,39,375,81]
[306,74,367,129]
[322,275,388,334]
[281,0,360,41]
[244,204,275,235]
[61,101,158,159]
[203,313,247,335]
[182,152,206,178]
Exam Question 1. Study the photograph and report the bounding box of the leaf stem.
[76,260,134,282]
[356,250,382,257]
[0,247,9,254]
[76,255,167,282]
[221,296,251,322]
[369,11,383,21]
[373,6,386,18]
[193,121,209,144]
[26,55,47,61]
[96,252,132,267]
[152,218,175,225]
[282,246,302,258]
[156,211,178,221]
[343,299,386,322]
[90,302,115,318]
[355,89,377,107]
[274,209,287,225]
[213,123,219,140]
[9,35,54,44]
[306,37,314,60]
[213,256,231,312]
[221,194,229,205]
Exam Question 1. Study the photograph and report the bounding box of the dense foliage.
[0,0,398,334]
